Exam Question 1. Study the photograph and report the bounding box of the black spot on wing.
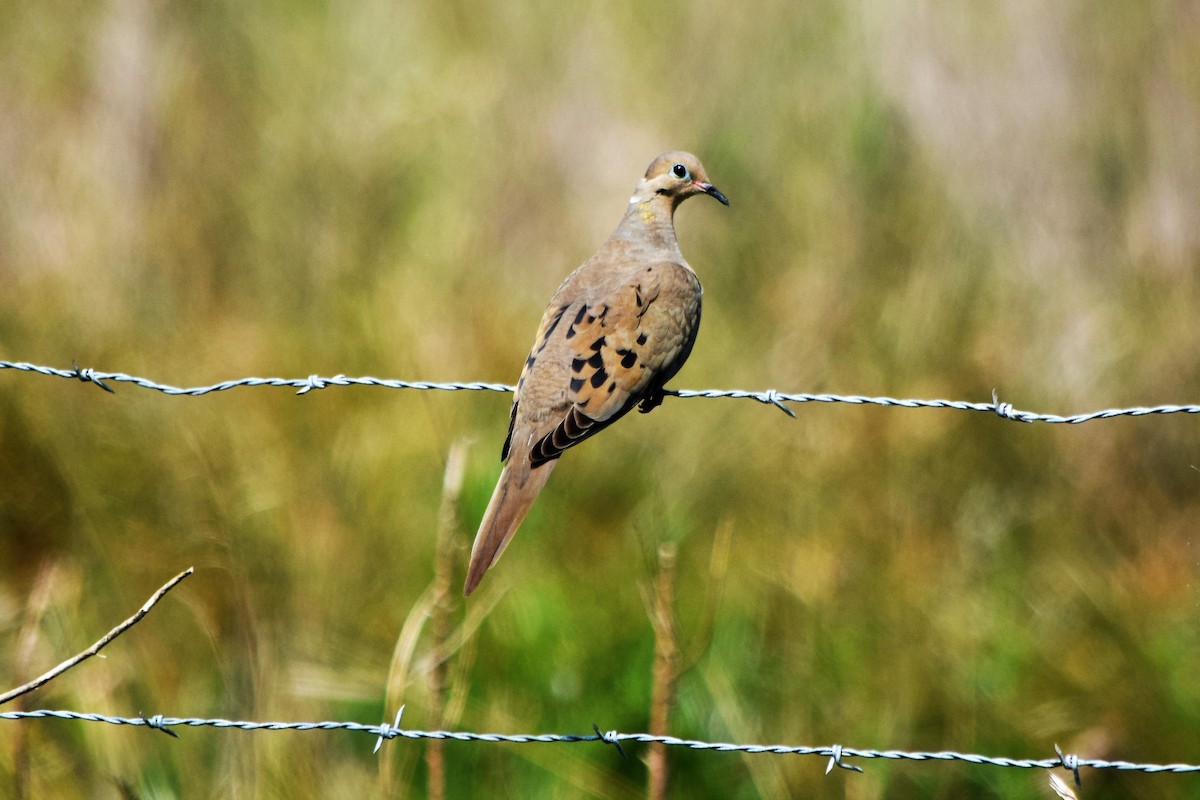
[571,358,585,373]
[569,377,584,393]
[500,400,518,462]
[566,304,588,339]
[590,367,608,389]
[637,332,648,346]
[586,351,604,369]
[617,349,637,369]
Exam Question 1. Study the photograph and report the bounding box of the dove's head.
[634,151,729,208]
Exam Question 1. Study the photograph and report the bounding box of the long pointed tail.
[464,456,557,595]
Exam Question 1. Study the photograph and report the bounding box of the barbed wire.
[3,360,1199,425]
[2,707,1199,785]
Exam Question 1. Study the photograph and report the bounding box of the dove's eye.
[672,163,689,179]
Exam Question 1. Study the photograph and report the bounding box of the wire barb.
[759,387,798,418]
[825,743,864,774]
[297,374,328,395]
[72,362,115,394]
[991,389,1024,422]
[374,706,405,754]
[1056,744,1082,787]
[593,723,626,759]
[142,713,179,738]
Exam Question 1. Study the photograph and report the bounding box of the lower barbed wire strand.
[3,709,1200,776]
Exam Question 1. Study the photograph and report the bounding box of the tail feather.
[463,456,557,595]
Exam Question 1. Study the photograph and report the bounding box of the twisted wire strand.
[3,709,1199,778]
[2,360,1198,424]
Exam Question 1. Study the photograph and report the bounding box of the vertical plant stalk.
[644,521,731,799]
[426,441,469,800]
[647,542,679,800]
[10,563,60,800]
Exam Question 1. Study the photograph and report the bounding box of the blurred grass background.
[2,1,1199,797]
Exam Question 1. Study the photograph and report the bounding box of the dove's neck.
[614,195,682,257]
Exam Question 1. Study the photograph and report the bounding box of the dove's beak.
[694,181,729,206]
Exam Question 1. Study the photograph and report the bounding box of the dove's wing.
[463,260,701,595]
[526,260,702,466]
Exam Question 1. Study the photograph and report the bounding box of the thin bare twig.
[0,567,194,706]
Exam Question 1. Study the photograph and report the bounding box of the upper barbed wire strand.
[2,360,1198,424]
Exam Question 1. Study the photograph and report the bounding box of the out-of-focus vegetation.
[2,1,1199,797]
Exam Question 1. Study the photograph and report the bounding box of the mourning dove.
[464,151,728,596]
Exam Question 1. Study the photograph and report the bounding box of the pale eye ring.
[672,163,689,179]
